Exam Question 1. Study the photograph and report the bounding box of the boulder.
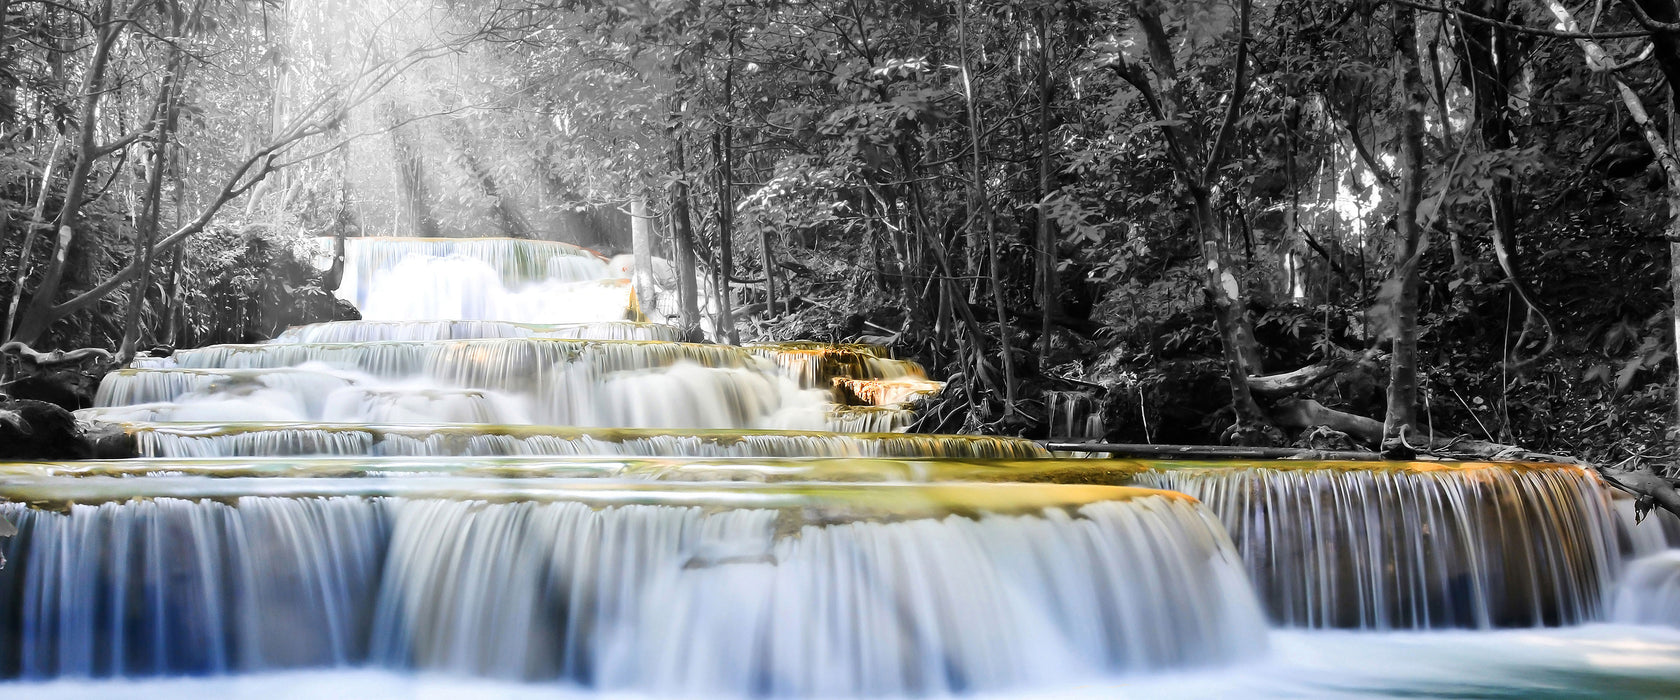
[0,398,92,460]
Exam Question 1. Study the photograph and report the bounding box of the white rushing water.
[13,235,1680,699]
[1614,551,1680,627]
[1133,462,1623,628]
[0,490,1268,694]
[5,626,1677,699]
[333,238,624,323]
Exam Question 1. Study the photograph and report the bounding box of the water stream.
[2,237,1679,697]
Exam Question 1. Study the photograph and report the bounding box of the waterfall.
[0,484,1267,693]
[834,378,945,407]
[1613,551,1680,627]
[1044,390,1106,441]
[127,424,1045,459]
[0,498,386,677]
[746,343,927,386]
[271,320,684,344]
[1612,494,1680,558]
[1130,461,1621,629]
[126,424,1050,459]
[335,237,617,316]
[321,454,1626,632]
[16,235,1670,696]
[824,407,915,433]
[96,349,833,430]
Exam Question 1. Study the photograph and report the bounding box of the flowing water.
[2,236,1679,697]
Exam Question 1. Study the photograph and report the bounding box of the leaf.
[1366,276,1405,342]
[1616,356,1645,394]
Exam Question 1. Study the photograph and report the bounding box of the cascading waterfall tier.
[389,455,1624,632]
[270,320,685,344]
[123,423,1051,459]
[0,480,1266,692]
[133,338,755,375]
[0,456,1085,481]
[331,237,634,323]
[35,452,1615,633]
[746,342,927,386]
[338,237,611,286]
[824,406,916,433]
[834,377,945,407]
[95,339,836,429]
[1613,551,1680,627]
[25,233,1663,696]
[1129,460,1621,629]
[150,338,922,397]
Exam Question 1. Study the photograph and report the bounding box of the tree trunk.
[1119,0,1271,443]
[162,143,186,346]
[4,133,66,341]
[1193,192,1269,429]
[1458,0,1555,366]
[757,221,777,319]
[630,196,656,320]
[12,0,123,344]
[386,105,441,238]
[713,46,740,346]
[669,136,702,336]
[1035,7,1058,365]
[1618,1,1680,428]
[118,61,183,365]
[1383,2,1429,455]
[957,0,1017,414]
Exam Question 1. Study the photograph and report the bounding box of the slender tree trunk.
[1119,0,1270,441]
[1533,1,1680,419]
[712,130,739,345]
[1192,192,1269,416]
[1612,1,1680,425]
[757,220,777,319]
[386,105,440,238]
[1383,3,1430,454]
[0,0,12,62]
[5,134,66,340]
[713,46,739,345]
[162,142,186,345]
[669,135,701,335]
[1035,8,1057,365]
[957,0,1017,414]
[118,74,181,364]
[630,196,656,320]
[12,0,123,344]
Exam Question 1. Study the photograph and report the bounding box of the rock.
[0,399,92,460]
[82,418,139,459]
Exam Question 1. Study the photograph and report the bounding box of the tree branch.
[1202,0,1252,185]
[1392,0,1654,38]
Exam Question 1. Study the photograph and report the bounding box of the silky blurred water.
[5,626,1676,699]
[20,237,1680,698]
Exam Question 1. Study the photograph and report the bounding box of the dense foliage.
[6,0,1680,461]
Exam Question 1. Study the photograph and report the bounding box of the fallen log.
[1236,349,1680,522]
[1247,349,1384,398]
